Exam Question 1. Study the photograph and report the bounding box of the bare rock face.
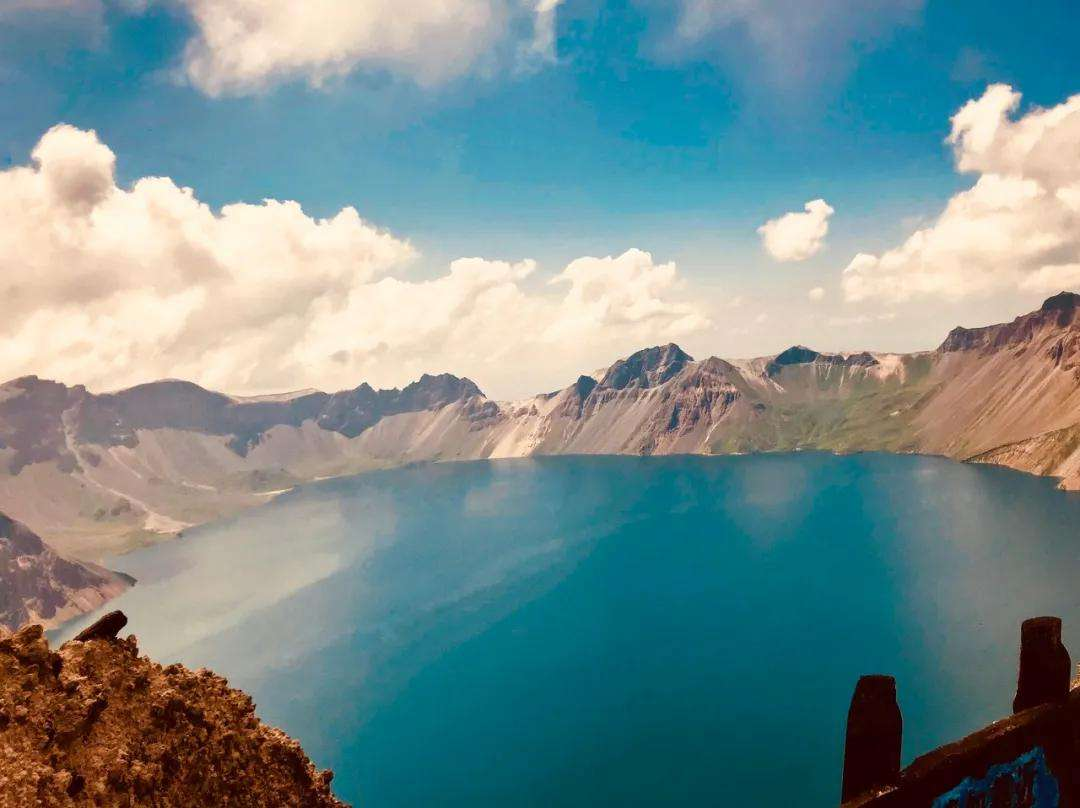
[0,619,346,807]
[939,291,1080,354]
[598,344,692,390]
[0,512,131,632]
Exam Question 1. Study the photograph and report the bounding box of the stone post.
[1013,616,1070,713]
[841,675,902,803]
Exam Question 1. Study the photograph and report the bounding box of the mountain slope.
[0,513,130,632]
[4,294,1080,628]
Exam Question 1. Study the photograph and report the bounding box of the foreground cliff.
[0,613,344,807]
[4,294,1080,627]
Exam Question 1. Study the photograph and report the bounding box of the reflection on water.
[55,454,1080,807]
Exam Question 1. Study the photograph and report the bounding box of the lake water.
[56,453,1080,806]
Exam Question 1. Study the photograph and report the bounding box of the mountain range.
[4,292,1080,630]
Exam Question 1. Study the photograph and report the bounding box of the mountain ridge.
[4,294,1080,628]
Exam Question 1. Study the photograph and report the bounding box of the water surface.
[58,454,1080,806]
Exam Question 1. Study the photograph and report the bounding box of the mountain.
[0,371,492,560]
[1,512,130,631]
[3,294,1080,627]
[0,614,344,806]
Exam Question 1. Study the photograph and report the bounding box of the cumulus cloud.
[176,0,563,95]
[545,250,710,340]
[843,85,1080,302]
[757,199,834,262]
[0,125,708,398]
[808,286,825,302]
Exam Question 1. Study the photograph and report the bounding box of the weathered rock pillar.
[841,675,902,803]
[1013,616,1070,713]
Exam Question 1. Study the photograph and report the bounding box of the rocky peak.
[599,344,693,390]
[399,373,484,409]
[318,373,484,438]
[553,376,600,419]
[572,375,598,399]
[765,347,878,377]
[1040,291,1080,313]
[0,377,83,474]
[768,346,820,372]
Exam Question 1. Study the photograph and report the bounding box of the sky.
[1,0,1079,399]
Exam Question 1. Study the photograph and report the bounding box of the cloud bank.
[757,199,834,262]
[843,85,1080,302]
[0,125,708,398]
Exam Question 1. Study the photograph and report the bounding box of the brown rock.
[72,611,128,643]
[0,624,347,806]
[1013,615,1070,713]
[841,675,902,802]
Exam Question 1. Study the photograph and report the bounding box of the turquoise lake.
[56,453,1080,806]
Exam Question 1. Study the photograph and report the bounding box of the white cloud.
[545,249,711,340]
[757,199,834,262]
[176,0,563,95]
[843,85,1080,302]
[522,0,565,64]
[0,125,708,398]
[808,286,825,301]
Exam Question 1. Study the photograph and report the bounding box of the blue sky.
[1,0,1079,396]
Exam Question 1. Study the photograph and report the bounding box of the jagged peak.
[572,375,598,398]
[773,346,820,365]
[1041,291,1080,312]
[403,372,484,401]
[765,346,879,377]
[0,375,71,394]
[599,344,693,390]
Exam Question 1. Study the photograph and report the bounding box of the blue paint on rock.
[931,747,1059,807]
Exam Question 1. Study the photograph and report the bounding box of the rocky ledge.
[0,612,345,807]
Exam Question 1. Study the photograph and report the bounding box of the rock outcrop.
[0,614,345,807]
[0,513,129,632]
